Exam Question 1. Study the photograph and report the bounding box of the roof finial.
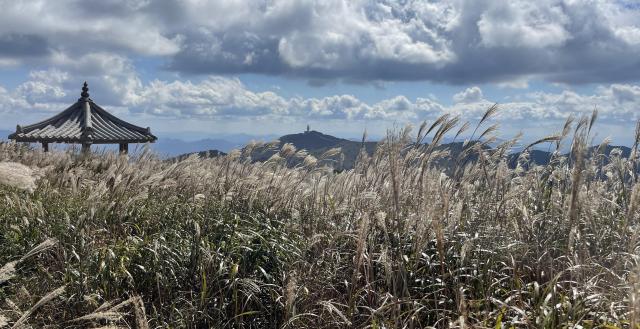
[81,81,90,99]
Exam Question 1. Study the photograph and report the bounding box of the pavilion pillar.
[81,143,91,155]
[42,142,49,152]
[119,143,129,154]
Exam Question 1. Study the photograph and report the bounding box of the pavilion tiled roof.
[9,82,156,144]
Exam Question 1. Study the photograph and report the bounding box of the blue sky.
[1,0,640,144]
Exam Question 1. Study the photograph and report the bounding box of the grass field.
[1,109,640,328]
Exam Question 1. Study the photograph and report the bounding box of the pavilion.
[8,82,157,154]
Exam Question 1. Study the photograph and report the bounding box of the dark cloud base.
[0,33,50,57]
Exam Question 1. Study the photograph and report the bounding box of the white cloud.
[133,78,290,118]
[453,86,484,104]
[608,84,640,104]
[2,69,640,144]
[496,78,530,89]
[47,52,143,106]
[3,72,640,129]
[16,70,68,105]
[477,1,571,48]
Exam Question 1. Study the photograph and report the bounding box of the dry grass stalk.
[0,314,9,328]
[0,162,37,193]
[631,268,640,329]
[0,261,17,285]
[0,238,57,285]
[11,285,65,329]
[132,296,149,329]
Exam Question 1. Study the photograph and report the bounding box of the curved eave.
[9,135,157,144]
[9,99,158,144]
[90,102,153,136]
[19,102,80,132]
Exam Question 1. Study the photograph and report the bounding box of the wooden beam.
[42,142,49,152]
[119,143,128,154]
[81,143,91,155]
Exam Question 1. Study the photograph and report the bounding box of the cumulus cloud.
[167,0,457,79]
[130,78,417,120]
[21,52,145,107]
[150,0,640,84]
[453,86,484,103]
[477,1,571,48]
[133,78,289,118]
[16,70,69,105]
[1,0,638,84]
[3,71,640,130]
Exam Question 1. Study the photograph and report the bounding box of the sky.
[1,0,640,144]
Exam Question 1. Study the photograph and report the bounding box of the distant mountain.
[280,130,347,150]
[508,145,633,168]
[243,131,488,171]
[169,149,227,162]
[151,133,281,157]
[151,138,238,157]
[246,130,377,170]
[507,149,554,168]
[217,133,280,145]
[0,130,10,140]
[243,130,637,171]
[164,133,279,145]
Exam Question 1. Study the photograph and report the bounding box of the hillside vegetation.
[233,129,632,172]
[245,130,378,170]
[1,109,640,328]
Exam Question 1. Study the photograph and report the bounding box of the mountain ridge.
[239,130,635,170]
[4,127,634,169]
[245,130,377,170]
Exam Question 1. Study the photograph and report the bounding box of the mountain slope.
[0,130,11,141]
[169,149,227,162]
[243,130,481,170]
[508,145,633,168]
[152,138,238,156]
[245,130,637,172]
[246,130,377,170]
